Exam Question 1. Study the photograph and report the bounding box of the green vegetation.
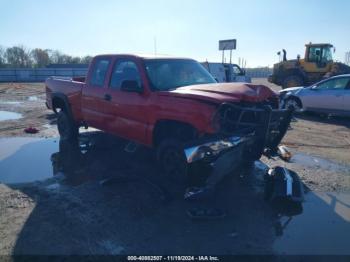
[0,45,92,68]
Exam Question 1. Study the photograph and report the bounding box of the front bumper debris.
[184,135,252,164]
[184,104,293,164]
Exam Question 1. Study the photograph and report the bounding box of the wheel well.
[153,120,198,146]
[52,96,68,114]
[286,96,302,107]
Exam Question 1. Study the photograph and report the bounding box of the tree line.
[0,45,92,68]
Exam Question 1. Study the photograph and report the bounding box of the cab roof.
[93,53,194,60]
[305,43,333,47]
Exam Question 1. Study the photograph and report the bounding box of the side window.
[232,65,242,75]
[316,78,349,90]
[316,79,335,90]
[308,47,322,63]
[89,59,111,87]
[110,60,141,89]
[333,78,350,89]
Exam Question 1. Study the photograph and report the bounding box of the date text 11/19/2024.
[127,256,220,261]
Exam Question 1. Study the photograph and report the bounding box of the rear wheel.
[57,111,78,141]
[282,75,303,89]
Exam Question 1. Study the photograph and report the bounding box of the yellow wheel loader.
[268,43,350,89]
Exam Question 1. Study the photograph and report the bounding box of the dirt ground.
[0,80,349,256]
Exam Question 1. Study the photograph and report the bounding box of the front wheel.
[283,97,302,112]
[57,111,78,141]
[156,139,188,184]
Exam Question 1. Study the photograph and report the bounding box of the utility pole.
[154,36,157,56]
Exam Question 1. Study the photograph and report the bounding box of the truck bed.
[45,76,84,118]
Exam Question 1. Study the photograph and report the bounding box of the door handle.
[104,94,112,101]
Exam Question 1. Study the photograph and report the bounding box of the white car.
[201,62,251,83]
[279,74,350,116]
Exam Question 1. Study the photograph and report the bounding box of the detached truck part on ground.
[46,54,292,181]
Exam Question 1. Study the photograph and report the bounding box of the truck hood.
[159,83,277,104]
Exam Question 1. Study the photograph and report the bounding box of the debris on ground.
[187,207,226,221]
[124,142,139,153]
[264,166,304,203]
[24,126,39,134]
[184,186,214,200]
[228,231,239,238]
[99,176,135,186]
[277,145,292,162]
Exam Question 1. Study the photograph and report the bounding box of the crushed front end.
[184,101,293,178]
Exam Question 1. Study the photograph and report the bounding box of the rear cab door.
[81,56,113,129]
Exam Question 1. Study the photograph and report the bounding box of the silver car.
[279,74,350,116]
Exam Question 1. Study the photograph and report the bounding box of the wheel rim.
[285,99,301,112]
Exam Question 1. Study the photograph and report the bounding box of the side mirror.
[311,85,318,90]
[240,69,246,76]
[121,80,142,93]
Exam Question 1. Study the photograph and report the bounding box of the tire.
[156,138,188,184]
[57,111,78,141]
[282,75,303,89]
[283,97,302,112]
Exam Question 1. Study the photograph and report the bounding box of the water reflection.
[51,133,133,186]
[0,110,22,121]
[271,199,303,236]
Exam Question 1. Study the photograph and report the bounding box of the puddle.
[291,153,350,173]
[0,133,128,185]
[273,191,350,255]
[0,137,58,183]
[0,101,22,105]
[1,134,350,255]
[0,111,22,121]
[28,96,39,101]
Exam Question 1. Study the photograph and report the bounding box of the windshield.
[322,47,333,63]
[144,59,216,91]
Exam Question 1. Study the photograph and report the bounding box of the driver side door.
[103,58,149,144]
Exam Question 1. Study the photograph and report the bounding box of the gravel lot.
[0,80,349,256]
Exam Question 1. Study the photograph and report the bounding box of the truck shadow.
[1,132,349,255]
[296,112,350,128]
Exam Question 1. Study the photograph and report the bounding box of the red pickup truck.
[46,54,292,181]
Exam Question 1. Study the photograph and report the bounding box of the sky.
[1,0,349,67]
